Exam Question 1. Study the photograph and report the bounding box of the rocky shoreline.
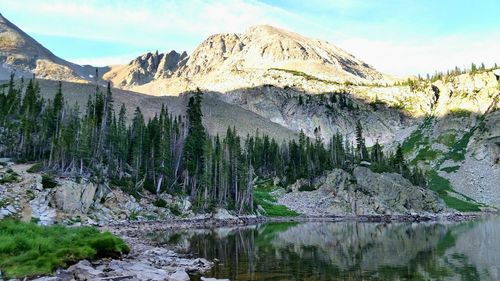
[5,213,496,281]
[101,211,490,233]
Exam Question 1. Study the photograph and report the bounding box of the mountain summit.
[0,13,100,82]
[112,25,387,95]
[177,25,382,81]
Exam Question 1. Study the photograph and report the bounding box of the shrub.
[0,220,129,278]
[153,198,167,208]
[169,204,182,216]
[26,163,44,173]
[298,184,315,192]
[41,174,58,189]
[0,172,19,184]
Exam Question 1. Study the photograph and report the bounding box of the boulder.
[68,260,105,280]
[212,208,235,220]
[108,260,170,281]
[168,269,190,281]
[54,180,97,214]
[182,198,191,212]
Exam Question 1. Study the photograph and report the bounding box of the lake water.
[151,217,500,281]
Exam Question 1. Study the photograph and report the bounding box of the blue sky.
[1,0,499,76]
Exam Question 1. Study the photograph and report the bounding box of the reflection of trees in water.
[150,218,500,281]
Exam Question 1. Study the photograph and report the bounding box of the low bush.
[26,163,44,173]
[0,220,129,279]
[153,198,167,208]
[41,174,58,189]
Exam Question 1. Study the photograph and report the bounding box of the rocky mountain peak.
[168,24,385,89]
[103,50,187,87]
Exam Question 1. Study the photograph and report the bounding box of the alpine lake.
[149,216,500,281]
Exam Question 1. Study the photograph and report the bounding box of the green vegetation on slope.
[253,181,300,217]
[0,220,129,278]
[401,117,433,155]
[427,171,481,212]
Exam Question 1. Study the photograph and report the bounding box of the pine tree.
[183,89,207,195]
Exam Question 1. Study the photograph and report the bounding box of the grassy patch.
[0,220,129,279]
[270,68,339,85]
[437,133,456,147]
[449,108,471,118]
[254,186,299,217]
[427,171,481,212]
[401,118,432,155]
[412,146,441,163]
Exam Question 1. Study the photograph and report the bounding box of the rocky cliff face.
[276,167,445,216]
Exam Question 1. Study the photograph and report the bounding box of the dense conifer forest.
[0,75,425,212]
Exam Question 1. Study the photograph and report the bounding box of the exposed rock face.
[104,50,187,87]
[278,167,445,215]
[0,13,102,82]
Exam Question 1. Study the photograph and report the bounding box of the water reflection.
[151,217,500,281]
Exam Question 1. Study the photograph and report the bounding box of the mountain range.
[0,13,499,208]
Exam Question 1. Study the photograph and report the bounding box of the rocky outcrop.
[353,167,445,213]
[278,167,445,215]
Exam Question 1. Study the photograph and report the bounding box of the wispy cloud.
[1,0,498,75]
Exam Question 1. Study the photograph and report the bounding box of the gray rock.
[168,269,190,281]
[68,260,105,280]
[201,278,230,281]
[108,260,169,281]
[54,181,97,214]
[212,208,235,220]
[30,191,57,225]
[182,198,191,212]
[353,167,445,213]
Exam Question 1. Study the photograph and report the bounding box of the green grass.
[427,171,481,212]
[269,68,339,85]
[253,184,300,217]
[436,133,456,146]
[449,108,471,118]
[401,118,433,155]
[411,146,441,163]
[0,220,129,279]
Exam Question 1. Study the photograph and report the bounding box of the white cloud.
[337,34,500,76]
[1,0,497,75]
